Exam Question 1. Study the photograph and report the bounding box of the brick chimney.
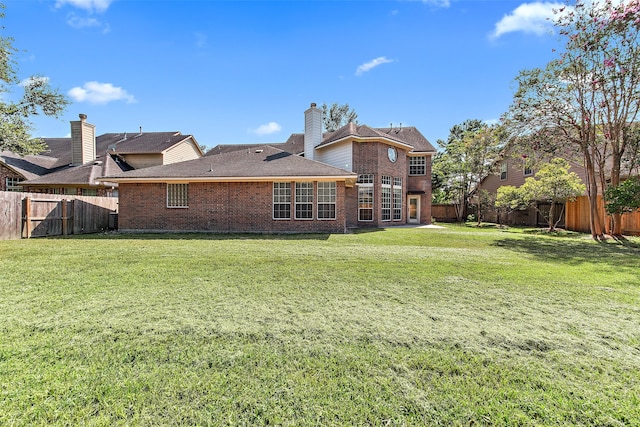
[70,113,96,165]
[304,103,322,160]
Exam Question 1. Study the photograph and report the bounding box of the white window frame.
[5,177,23,192]
[167,183,189,208]
[381,175,392,222]
[317,182,336,220]
[409,156,426,176]
[295,182,314,220]
[500,162,508,181]
[273,182,291,220]
[357,174,374,222]
[393,177,402,221]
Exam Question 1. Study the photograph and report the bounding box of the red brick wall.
[118,181,348,233]
[407,155,433,224]
[350,142,432,227]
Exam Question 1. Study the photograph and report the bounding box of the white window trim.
[317,182,336,221]
[409,156,426,176]
[167,183,189,208]
[357,185,374,222]
[500,163,508,181]
[381,175,392,222]
[273,182,291,220]
[393,177,402,221]
[294,182,314,220]
[5,177,23,192]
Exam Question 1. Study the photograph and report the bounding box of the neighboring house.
[100,103,436,233]
[479,154,589,226]
[1,114,203,196]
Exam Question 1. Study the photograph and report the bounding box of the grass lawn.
[0,224,639,426]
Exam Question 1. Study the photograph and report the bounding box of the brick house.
[1,114,203,196]
[101,103,436,233]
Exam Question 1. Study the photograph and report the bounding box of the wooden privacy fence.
[565,195,640,236]
[0,192,118,240]
[432,203,460,222]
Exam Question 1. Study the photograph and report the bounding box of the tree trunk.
[584,153,605,239]
[610,151,623,236]
[548,201,556,232]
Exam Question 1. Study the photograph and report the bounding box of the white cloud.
[423,0,450,6]
[490,2,568,39]
[355,57,394,77]
[55,0,113,13]
[68,81,136,105]
[19,76,50,87]
[65,14,111,33]
[67,15,100,28]
[250,122,282,136]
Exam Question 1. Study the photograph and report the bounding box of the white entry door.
[408,196,420,223]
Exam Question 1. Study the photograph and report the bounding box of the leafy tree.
[504,0,640,239]
[0,5,68,155]
[432,120,505,223]
[495,184,527,225]
[321,102,358,132]
[495,158,586,231]
[604,176,640,216]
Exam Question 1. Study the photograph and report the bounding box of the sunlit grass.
[0,225,639,425]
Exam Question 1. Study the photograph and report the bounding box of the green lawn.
[0,225,639,426]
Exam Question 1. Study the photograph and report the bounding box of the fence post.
[62,199,68,236]
[23,197,31,239]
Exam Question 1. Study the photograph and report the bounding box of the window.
[317,182,336,220]
[381,175,391,221]
[393,177,402,221]
[500,162,508,181]
[167,183,188,208]
[82,188,98,196]
[357,174,374,221]
[357,174,374,184]
[5,177,23,192]
[273,182,291,219]
[295,182,313,219]
[409,156,426,175]
[64,188,77,195]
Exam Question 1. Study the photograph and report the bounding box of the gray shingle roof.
[20,154,133,187]
[102,145,356,181]
[206,123,435,157]
[2,131,197,186]
[0,151,63,179]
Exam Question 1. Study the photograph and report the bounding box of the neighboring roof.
[96,132,200,155]
[21,154,133,187]
[39,131,200,163]
[205,142,287,156]
[205,123,435,157]
[2,130,201,186]
[0,151,63,180]
[101,145,357,182]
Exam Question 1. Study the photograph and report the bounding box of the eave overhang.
[97,175,358,187]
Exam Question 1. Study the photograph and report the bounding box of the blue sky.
[4,0,565,149]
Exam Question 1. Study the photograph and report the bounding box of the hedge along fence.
[0,191,118,240]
